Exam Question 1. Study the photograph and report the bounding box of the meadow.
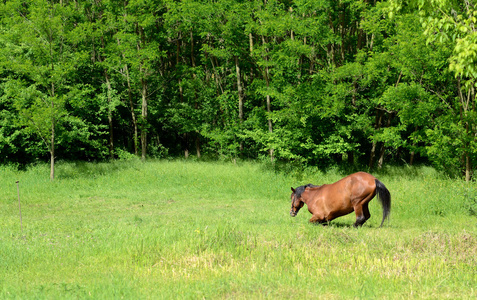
[0,160,476,299]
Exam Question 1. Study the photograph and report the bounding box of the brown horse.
[290,172,391,227]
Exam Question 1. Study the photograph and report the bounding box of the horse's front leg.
[309,214,327,225]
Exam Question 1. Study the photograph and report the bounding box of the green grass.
[1,160,476,299]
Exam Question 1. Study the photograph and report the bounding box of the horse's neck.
[303,186,322,204]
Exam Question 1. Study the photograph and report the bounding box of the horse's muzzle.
[290,211,297,217]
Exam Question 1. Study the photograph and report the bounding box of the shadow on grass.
[55,159,142,179]
[308,220,389,229]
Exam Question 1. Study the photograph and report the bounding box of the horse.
[290,172,391,227]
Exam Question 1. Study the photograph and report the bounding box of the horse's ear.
[291,187,296,193]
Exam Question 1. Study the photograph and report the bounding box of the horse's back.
[348,171,377,196]
[305,172,377,204]
[350,171,376,183]
[322,172,377,205]
[328,172,375,190]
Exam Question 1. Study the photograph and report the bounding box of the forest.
[0,0,476,181]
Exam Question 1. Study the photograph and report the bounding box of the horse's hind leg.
[354,207,366,227]
[363,202,371,221]
[354,202,371,227]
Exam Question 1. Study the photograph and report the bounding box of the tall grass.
[0,160,476,299]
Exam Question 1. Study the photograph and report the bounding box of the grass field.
[1,160,476,299]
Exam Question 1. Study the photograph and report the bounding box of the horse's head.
[290,187,305,217]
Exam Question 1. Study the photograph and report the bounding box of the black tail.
[375,179,391,227]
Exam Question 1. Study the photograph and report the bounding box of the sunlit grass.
[0,160,476,298]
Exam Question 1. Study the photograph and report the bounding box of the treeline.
[0,0,475,180]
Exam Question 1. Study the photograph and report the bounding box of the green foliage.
[0,0,475,179]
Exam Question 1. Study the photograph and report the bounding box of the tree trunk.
[465,150,471,182]
[457,77,473,182]
[184,133,189,159]
[104,69,114,159]
[409,126,418,166]
[136,24,148,161]
[410,150,415,166]
[191,31,201,158]
[377,113,392,169]
[262,36,274,162]
[369,109,383,169]
[50,101,55,181]
[124,64,138,156]
[140,77,148,161]
[235,56,244,152]
[49,79,56,181]
[377,144,385,169]
[50,148,54,181]
[117,15,138,156]
[249,32,253,53]
[100,35,114,159]
[176,32,190,159]
[339,3,345,63]
[266,92,274,162]
[196,134,201,158]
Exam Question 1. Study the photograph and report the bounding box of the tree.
[389,0,477,180]
[0,0,83,180]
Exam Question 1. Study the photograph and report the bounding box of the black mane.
[293,183,320,199]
